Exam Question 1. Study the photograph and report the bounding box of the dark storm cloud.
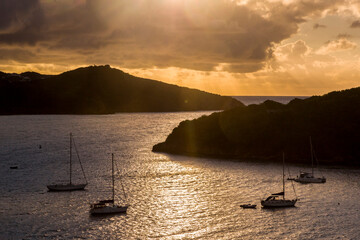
[45,0,108,49]
[0,0,350,73]
[101,2,302,72]
[0,0,40,29]
[222,62,265,73]
[313,23,327,29]
[155,0,347,72]
[350,20,360,28]
[0,0,106,47]
[337,33,352,39]
[0,0,44,45]
[0,48,35,62]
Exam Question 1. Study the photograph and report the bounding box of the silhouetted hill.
[0,65,242,114]
[153,87,360,165]
[0,71,52,82]
[20,71,52,80]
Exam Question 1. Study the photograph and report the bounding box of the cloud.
[337,33,352,39]
[0,48,35,62]
[0,0,45,45]
[318,38,357,53]
[257,38,360,95]
[0,0,357,74]
[350,20,360,28]
[275,40,311,63]
[313,23,327,29]
[0,0,107,46]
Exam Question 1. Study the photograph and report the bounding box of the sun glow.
[1,0,360,95]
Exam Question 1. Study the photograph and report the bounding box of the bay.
[1,112,360,239]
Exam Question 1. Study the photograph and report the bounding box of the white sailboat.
[261,153,297,208]
[294,137,326,184]
[47,133,88,191]
[90,153,129,215]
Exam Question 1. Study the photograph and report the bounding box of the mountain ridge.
[0,65,243,114]
[153,86,360,165]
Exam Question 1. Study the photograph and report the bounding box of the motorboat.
[240,204,257,209]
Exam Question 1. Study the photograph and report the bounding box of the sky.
[1,0,360,96]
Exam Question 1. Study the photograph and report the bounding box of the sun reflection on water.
[1,113,360,239]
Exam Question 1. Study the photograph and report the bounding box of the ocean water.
[232,96,308,105]
[1,112,360,239]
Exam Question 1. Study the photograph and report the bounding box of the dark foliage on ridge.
[153,87,360,165]
[0,65,242,114]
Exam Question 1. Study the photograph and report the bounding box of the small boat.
[90,153,129,215]
[294,137,326,184]
[261,153,297,208]
[47,183,87,191]
[240,204,257,208]
[10,166,18,169]
[47,133,88,191]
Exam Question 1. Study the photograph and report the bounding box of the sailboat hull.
[47,183,87,191]
[90,205,128,215]
[261,199,297,208]
[294,177,326,183]
[47,134,88,192]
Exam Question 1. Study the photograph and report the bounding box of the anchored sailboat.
[90,153,129,215]
[261,153,297,208]
[294,137,326,184]
[47,133,88,191]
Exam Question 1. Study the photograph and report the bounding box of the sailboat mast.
[112,153,115,202]
[70,133,72,185]
[310,136,314,176]
[282,152,285,200]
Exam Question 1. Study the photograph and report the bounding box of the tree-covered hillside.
[153,87,360,165]
[0,65,242,114]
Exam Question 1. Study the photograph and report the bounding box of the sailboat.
[47,133,88,191]
[261,153,297,208]
[294,137,326,183]
[90,153,129,215]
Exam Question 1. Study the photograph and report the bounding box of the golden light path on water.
[1,112,360,239]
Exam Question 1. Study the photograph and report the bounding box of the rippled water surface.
[1,112,360,239]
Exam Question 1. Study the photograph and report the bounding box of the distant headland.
[0,65,242,114]
[153,87,360,165]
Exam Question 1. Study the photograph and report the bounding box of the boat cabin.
[299,172,314,178]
